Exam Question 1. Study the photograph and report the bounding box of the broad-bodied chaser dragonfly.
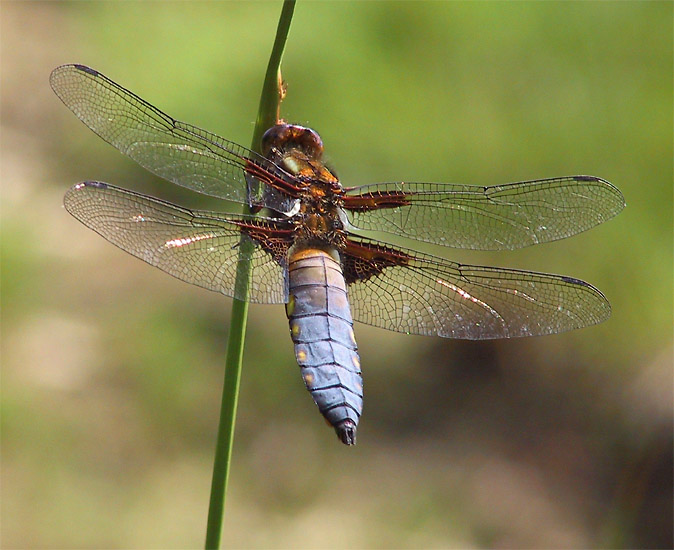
[51,64,624,445]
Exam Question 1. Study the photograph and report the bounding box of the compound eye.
[298,127,324,157]
[261,125,287,157]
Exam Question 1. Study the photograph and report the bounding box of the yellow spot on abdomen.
[304,373,314,385]
[286,295,295,317]
[291,322,301,337]
[296,350,307,363]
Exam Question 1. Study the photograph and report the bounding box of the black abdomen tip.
[336,420,357,446]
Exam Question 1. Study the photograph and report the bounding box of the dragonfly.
[50,64,625,445]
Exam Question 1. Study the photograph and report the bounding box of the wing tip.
[72,64,98,76]
[63,181,109,211]
[50,63,98,83]
[573,175,626,211]
[68,180,109,192]
[83,180,108,189]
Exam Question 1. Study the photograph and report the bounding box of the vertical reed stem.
[205,2,295,548]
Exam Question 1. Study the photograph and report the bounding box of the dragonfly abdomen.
[286,248,363,445]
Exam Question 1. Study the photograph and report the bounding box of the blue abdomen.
[286,248,363,445]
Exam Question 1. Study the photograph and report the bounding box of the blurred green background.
[2,1,672,548]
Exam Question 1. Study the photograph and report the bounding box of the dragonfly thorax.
[262,124,341,192]
[294,205,347,249]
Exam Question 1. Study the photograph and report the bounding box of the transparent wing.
[51,64,298,213]
[64,181,291,304]
[343,238,610,339]
[344,176,625,250]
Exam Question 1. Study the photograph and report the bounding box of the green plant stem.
[205,1,295,548]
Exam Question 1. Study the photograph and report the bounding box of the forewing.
[51,64,299,213]
[64,181,291,304]
[343,238,610,339]
[344,176,625,250]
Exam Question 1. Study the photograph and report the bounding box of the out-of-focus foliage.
[2,2,671,548]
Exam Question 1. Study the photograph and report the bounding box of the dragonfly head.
[261,124,324,160]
